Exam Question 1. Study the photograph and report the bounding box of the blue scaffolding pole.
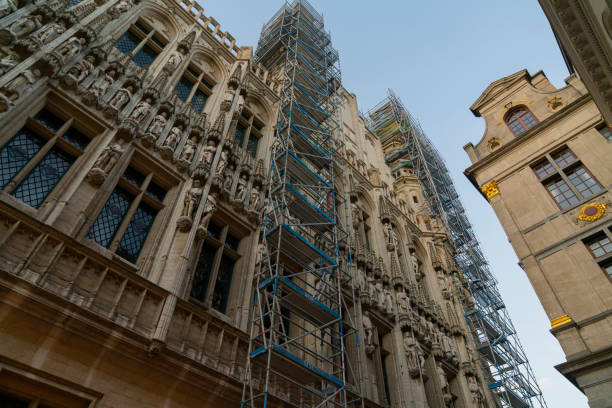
[365,90,548,408]
[242,1,361,407]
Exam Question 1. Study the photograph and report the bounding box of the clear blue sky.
[199,1,588,406]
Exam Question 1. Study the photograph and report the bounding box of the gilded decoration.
[487,137,501,151]
[547,96,564,110]
[577,203,606,222]
[481,180,499,200]
[550,314,572,329]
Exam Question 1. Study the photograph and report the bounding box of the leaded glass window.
[12,146,74,208]
[68,0,84,6]
[246,134,259,158]
[0,107,91,209]
[532,146,603,211]
[234,123,246,145]
[235,109,263,158]
[189,218,243,314]
[115,21,166,69]
[173,64,214,114]
[212,255,235,313]
[86,163,167,264]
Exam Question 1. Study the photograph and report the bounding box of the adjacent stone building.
[0,0,536,407]
[465,70,612,407]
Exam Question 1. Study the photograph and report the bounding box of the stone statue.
[403,333,419,378]
[216,146,228,175]
[355,267,366,291]
[110,0,133,14]
[222,165,234,192]
[93,141,124,173]
[89,70,115,99]
[66,55,95,84]
[109,85,133,111]
[201,139,217,166]
[383,221,394,246]
[6,14,42,39]
[180,136,198,162]
[57,36,86,62]
[234,173,248,202]
[0,0,17,18]
[0,51,19,76]
[130,97,152,122]
[384,287,395,316]
[164,124,183,150]
[397,290,410,315]
[362,310,374,347]
[0,67,37,107]
[249,184,261,211]
[374,279,384,310]
[164,50,183,72]
[147,111,168,138]
[182,180,202,219]
[200,195,216,230]
[467,376,485,407]
[38,21,66,44]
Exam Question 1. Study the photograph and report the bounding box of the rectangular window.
[532,147,602,210]
[174,65,214,113]
[597,125,612,141]
[584,230,612,282]
[234,123,246,146]
[247,134,259,158]
[0,108,90,209]
[190,219,243,314]
[190,242,217,303]
[87,165,167,263]
[115,22,166,68]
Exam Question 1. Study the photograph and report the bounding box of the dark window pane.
[174,76,193,102]
[247,134,259,157]
[0,128,45,188]
[132,42,158,68]
[234,123,246,145]
[87,187,134,248]
[12,146,74,208]
[190,243,217,303]
[62,127,90,150]
[532,160,555,179]
[586,234,612,258]
[122,166,146,188]
[604,262,612,279]
[225,233,240,251]
[116,202,157,263]
[0,390,30,408]
[34,108,64,132]
[115,30,140,54]
[146,180,166,202]
[133,21,151,35]
[207,221,222,240]
[212,255,235,313]
[150,34,165,49]
[187,66,200,78]
[191,88,208,114]
[69,0,85,5]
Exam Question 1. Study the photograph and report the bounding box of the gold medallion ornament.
[577,203,606,222]
[481,180,500,200]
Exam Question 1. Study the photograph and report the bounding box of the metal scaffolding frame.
[365,90,548,408]
[242,1,361,407]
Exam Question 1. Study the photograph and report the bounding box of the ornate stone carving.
[362,310,375,356]
[0,0,18,19]
[0,13,43,45]
[480,180,499,200]
[142,110,168,146]
[87,139,125,186]
[84,68,117,105]
[0,66,38,112]
[577,202,606,222]
[196,195,217,238]
[177,180,202,232]
[158,123,183,160]
[129,97,152,123]
[0,51,20,76]
[63,54,96,88]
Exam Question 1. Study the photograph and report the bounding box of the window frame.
[188,218,243,314]
[504,105,538,136]
[596,123,612,142]
[233,108,263,158]
[583,228,612,283]
[173,63,216,114]
[86,159,169,265]
[115,19,167,68]
[0,107,92,210]
[531,146,603,211]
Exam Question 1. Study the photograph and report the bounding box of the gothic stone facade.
[0,0,491,406]
[465,70,612,407]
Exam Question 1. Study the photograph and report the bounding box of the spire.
[178,30,197,54]
[228,63,242,89]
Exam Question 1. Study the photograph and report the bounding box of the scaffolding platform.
[250,344,344,388]
[265,224,336,267]
[275,150,332,190]
[488,382,529,408]
[258,276,340,326]
[273,183,333,231]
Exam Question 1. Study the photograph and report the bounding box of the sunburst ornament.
[577,203,606,222]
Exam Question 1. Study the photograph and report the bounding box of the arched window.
[504,106,538,136]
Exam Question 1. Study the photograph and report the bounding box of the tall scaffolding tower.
[242,1,360,407]
[366,90,548,408]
